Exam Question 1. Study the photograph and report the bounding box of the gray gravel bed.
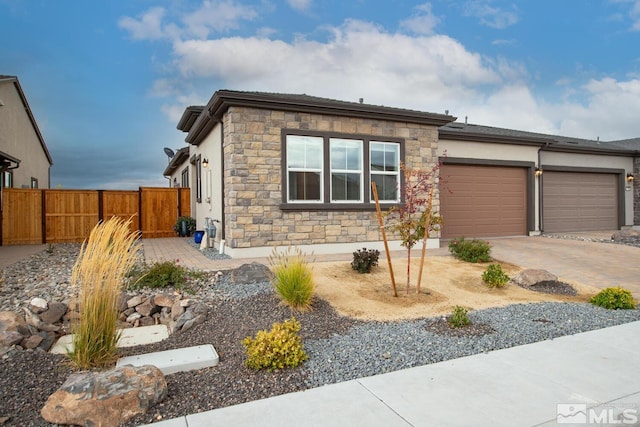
[1,240,640,426]
[185,238,231,260]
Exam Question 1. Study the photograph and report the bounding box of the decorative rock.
[29,297,48,314]
[231,262,272,284]
[22,308,60,332]
[36,331,56,352]
[127,295,143,308]
[117,293,131,312]
[138,316,155,327]
[135,299,160,317]
[39,301,68,324]
[181,314,205,332]
[40,365,167,427]
[0,311,30,336]
[170,301,185,321]
[153,294,175,307]
[0,331,24,347]
[126,312,142,323]
[21,334,44,350]
[511,269,558,287]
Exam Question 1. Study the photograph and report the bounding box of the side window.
[196,156,202,202]
[30,177,39,189]
[370,142,400,202]
[286,135,323,202]
[3,171,12,188]
[181,167,189,188]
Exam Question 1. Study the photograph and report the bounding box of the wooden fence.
[0,187,190,245]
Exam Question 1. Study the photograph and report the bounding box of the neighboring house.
[176,90,639,258]
[604,138,640,226]
[163,146,191,188]
[438,123,638,237]
[0,75,53,190]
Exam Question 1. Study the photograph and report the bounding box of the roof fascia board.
[542,144,636,156]
[185,90,457,145]
[439,129,550,146]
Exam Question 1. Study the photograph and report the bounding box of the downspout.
[219,119,225,242]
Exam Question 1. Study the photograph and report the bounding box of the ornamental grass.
[68,217,140,369]
[268,246,315,311]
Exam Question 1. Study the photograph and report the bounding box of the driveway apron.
[488,237,640,298]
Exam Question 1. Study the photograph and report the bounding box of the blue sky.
[1,0,639,189]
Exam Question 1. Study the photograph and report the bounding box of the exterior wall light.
[535,167,543,177]
[627,173,635,182]
[202,158,209,168]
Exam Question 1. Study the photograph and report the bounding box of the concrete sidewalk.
[146,321,640,427]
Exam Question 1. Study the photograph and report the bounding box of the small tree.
[384,163,442,294]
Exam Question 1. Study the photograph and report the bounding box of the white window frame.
[370,141,400,203]
[286,135,324,203]
[330,138,363,203]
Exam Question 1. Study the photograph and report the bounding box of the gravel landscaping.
[1,238,639,426]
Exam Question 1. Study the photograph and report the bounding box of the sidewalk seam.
[355,378,415,427]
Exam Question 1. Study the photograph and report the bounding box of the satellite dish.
[164,147,175,158]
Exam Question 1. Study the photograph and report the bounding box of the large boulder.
[231,262,272,284]
[39,301,68,324]
[0,311,30,336]
[41,364,167,427]
[511,269,558,287]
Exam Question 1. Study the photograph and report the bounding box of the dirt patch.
[312,255,600,321]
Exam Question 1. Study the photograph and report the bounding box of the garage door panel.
[543,171,618,233]
[441,164,527,238]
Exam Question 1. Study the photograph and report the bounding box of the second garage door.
[543,171,618,233]
[440,164,527,238]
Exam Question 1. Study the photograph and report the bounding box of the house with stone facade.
[176,90,639,258]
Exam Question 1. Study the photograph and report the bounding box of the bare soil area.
[313,255,600,321]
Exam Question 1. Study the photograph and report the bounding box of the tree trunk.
[406,246,411,294]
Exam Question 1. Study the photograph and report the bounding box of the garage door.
[440,164,527,238]
[543,171,618,233]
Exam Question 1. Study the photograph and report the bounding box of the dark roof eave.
[162,148,190,176]
[177,106,205,132]
[185,90,457,145]
[542,144,637,156]
[439,129,551,146]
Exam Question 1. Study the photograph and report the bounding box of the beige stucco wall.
[220,106,440,257]
[0,81,50,188]
[191,123,223,237]
[541,150,634,226]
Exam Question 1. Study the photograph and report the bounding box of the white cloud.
[181,0,258,38]
[400,2,440,35]
[119,1,259,42]
[287,0,312,13]
[463,1,519,29]
[118,7,168,40]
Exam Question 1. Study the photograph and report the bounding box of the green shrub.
[69,218,140,368]
[448,305,470,328]
[589,287,636,310]
[351,248,380,274]
[268,246,314,311]
[127,260,204,292]
[242,318,308,371]
[448,237,491,263]
[482,264,510,288]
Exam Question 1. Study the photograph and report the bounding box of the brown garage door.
[440,164,527,238]
[543,171,618,233]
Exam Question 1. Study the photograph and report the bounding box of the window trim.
[280,129,404,210]
[191,154,202,203]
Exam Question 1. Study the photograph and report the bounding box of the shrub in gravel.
[448,305,470,328]
[482,264,510,288]
[448,237,491,263]
[69,218,140,368]
[268,246,314,311]
[590,287,636,310]
[351,248,380,274]
[128,260,204,292]
[242,317,308,371]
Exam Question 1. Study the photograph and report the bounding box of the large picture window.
[370,142,400,202]
[286,135,323,202]
[283,131,403,207]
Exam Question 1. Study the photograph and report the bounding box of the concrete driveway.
[487,236,640,298]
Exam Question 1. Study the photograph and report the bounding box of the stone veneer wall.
[222,106,439,249]
[634,157,639,225]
